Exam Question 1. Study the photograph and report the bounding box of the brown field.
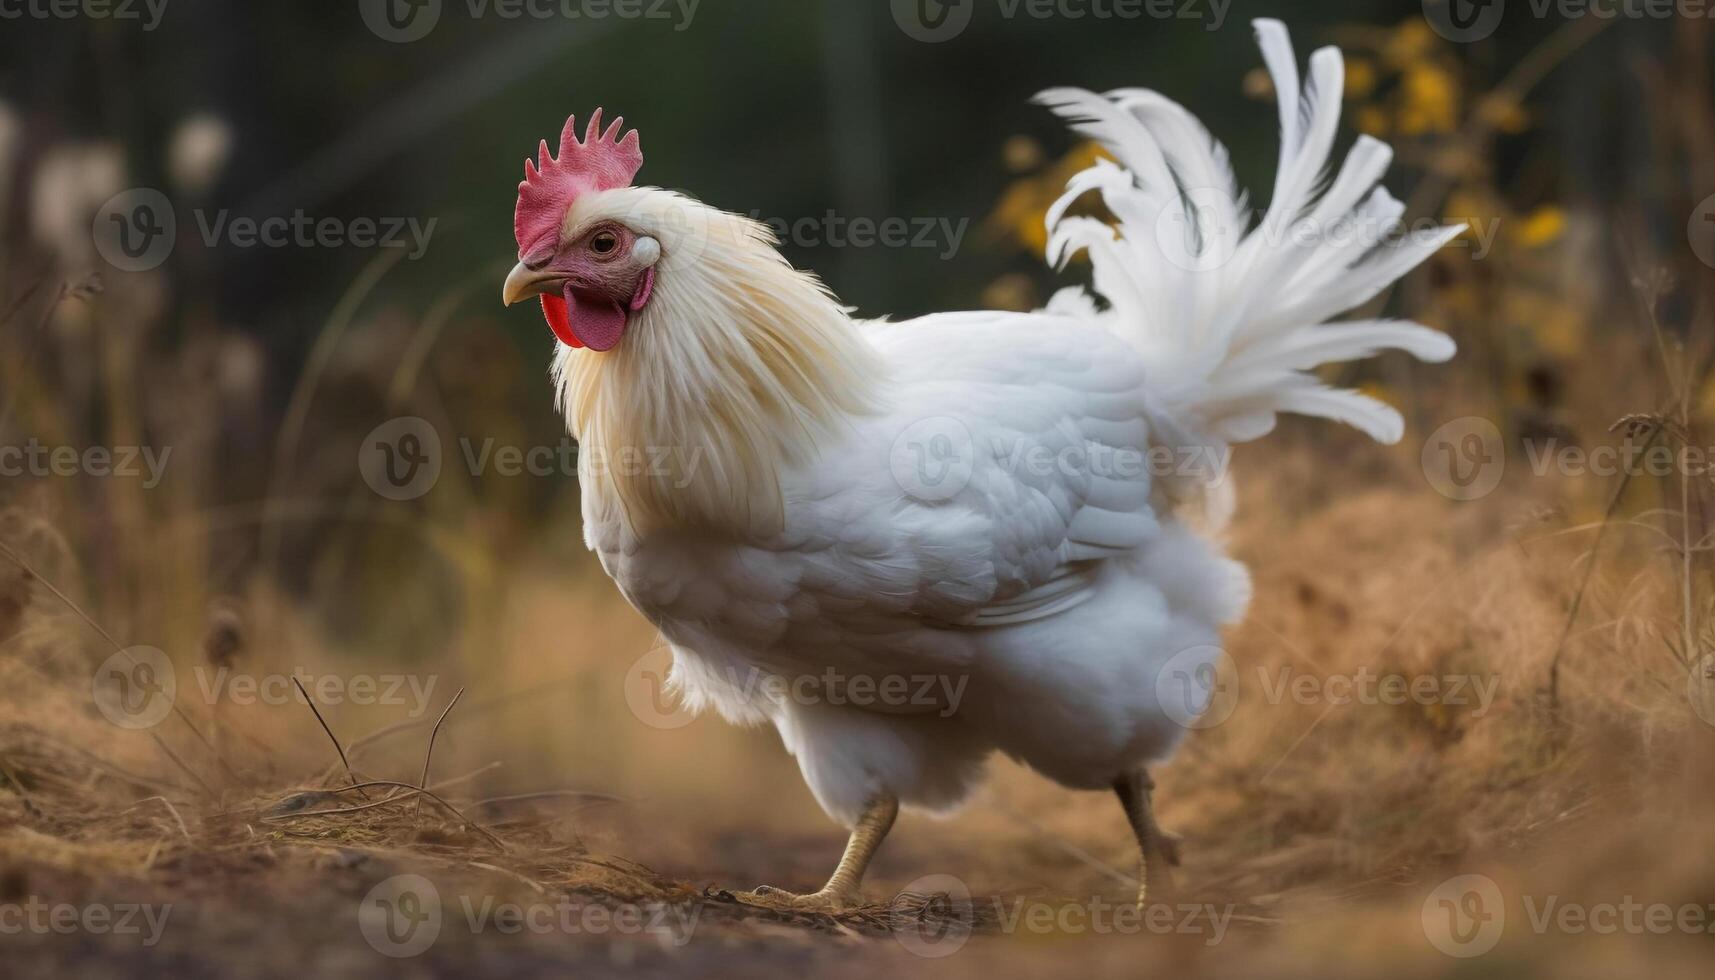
[5,358,1715,976]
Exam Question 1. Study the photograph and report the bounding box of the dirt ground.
[4,436,1715,978]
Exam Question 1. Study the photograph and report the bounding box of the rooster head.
[508,111,886,533]
[502,109,656,351]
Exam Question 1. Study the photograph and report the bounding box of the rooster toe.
[731,884,862,913]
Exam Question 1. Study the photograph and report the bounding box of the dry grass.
[3,398,1715,976]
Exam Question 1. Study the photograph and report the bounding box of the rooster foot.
[727,794,896,915]
[730,884,863,914]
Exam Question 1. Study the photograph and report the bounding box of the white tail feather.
[1035,18,1459,447]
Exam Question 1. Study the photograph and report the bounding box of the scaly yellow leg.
[734,794,898,912]
[1114,769,1182,909]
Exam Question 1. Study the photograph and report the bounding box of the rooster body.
[585,310,1246,824]
[505,20,1460,905]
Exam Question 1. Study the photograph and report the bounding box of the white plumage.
[525,19,1458,901]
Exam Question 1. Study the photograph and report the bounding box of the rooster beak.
[503,261,556,307]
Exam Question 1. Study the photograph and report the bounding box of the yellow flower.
[1345,58,1378,99]
[1382,19,1437,70]
[986,142,1107,257]
[1512,206,1566,249]
[1355,105,1391,137]
[1399,65,1459,135]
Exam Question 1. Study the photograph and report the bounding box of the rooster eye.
[590,231,620,255]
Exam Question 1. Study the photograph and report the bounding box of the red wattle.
[541,292,581,348]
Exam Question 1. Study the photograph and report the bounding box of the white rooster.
[502,19,1460,911]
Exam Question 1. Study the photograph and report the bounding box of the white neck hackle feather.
[552,187,885,535]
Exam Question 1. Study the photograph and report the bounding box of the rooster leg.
[1114,769,1182,909]
[732,793,898,913]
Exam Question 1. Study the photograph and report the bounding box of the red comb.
[513,108,643,261]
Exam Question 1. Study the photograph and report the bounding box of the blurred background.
[3,0,1715,976]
